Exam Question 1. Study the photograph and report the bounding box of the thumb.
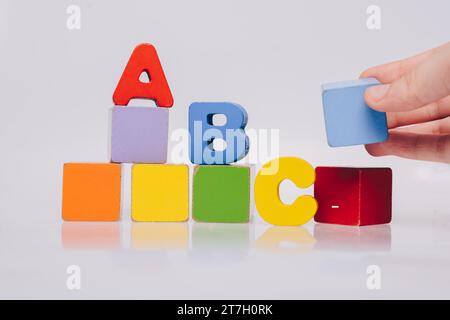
[365,43,450,112]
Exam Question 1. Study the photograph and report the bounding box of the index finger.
[360,49,432,83]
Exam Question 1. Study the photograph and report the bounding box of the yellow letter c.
[254,157,318,226]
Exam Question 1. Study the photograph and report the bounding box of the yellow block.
[132,164,189,222]
[254,157,318,226]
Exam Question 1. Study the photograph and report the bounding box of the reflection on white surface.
[7,219,450,299]
[61,222,121,250]
[131,222,189,250]
[190,223,250,263]
[313,224,391,252]
[255,227,316,254]
[109,249,169,271]
[60,222,392,253]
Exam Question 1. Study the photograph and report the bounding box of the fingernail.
[367,84,389,102]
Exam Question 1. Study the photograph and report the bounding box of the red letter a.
[113,43,173,107]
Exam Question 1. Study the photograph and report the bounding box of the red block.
[314,167,392,226]
[113,43,173,107]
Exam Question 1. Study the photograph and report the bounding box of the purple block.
[111,107,168,163]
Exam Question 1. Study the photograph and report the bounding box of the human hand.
[361,42,450,164]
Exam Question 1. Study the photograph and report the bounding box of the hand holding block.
[131,164,189,222]
[189,102,249,164]
[322,78,388,147]
[113,43,173,107]
[254,157,318,226]
[62,163,121,221]
[193,165,250,223]
[111,106,168,163]
[314,167,392,226]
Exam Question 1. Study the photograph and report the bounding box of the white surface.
[0,0,449,299]
[2,217,450,299]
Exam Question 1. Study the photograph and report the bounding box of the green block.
[193,165,250,223]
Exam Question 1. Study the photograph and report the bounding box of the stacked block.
[62,43,178,222]
[111,44,189,222]
[111,43,172,165]
[189,102,251,223]
[132,164,189,222]
[321,78,388,147]
[314,167,392,226]
[62,163,121,221]
[193,165,250,223]
[111,107,168,163]
[61,42,393,230]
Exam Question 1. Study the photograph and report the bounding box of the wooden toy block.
[131,164,189,222]
[131,223,188,249]
[254,157,318,226]
[189,102,249,164]
[62,163,121,221]
[111,106,168,163]
[193,165,250,223]
[321,78,388,147]
[113,43,173,107]
[314,167,392,226]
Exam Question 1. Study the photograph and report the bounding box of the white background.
[0,0,449,299]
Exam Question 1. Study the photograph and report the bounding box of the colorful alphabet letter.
[254,157,318,226]
[113,43,173,107]
[189,102,249,164]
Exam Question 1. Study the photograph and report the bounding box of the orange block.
[62,163,121,221]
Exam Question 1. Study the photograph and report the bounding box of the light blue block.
[189,102,249,164]
[322,78,388,147]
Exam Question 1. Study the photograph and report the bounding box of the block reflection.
[190,223,250,262]
[314,223,391,251]
[61,222,121,250]
[131,222,189,250]
[255,227,316,254]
